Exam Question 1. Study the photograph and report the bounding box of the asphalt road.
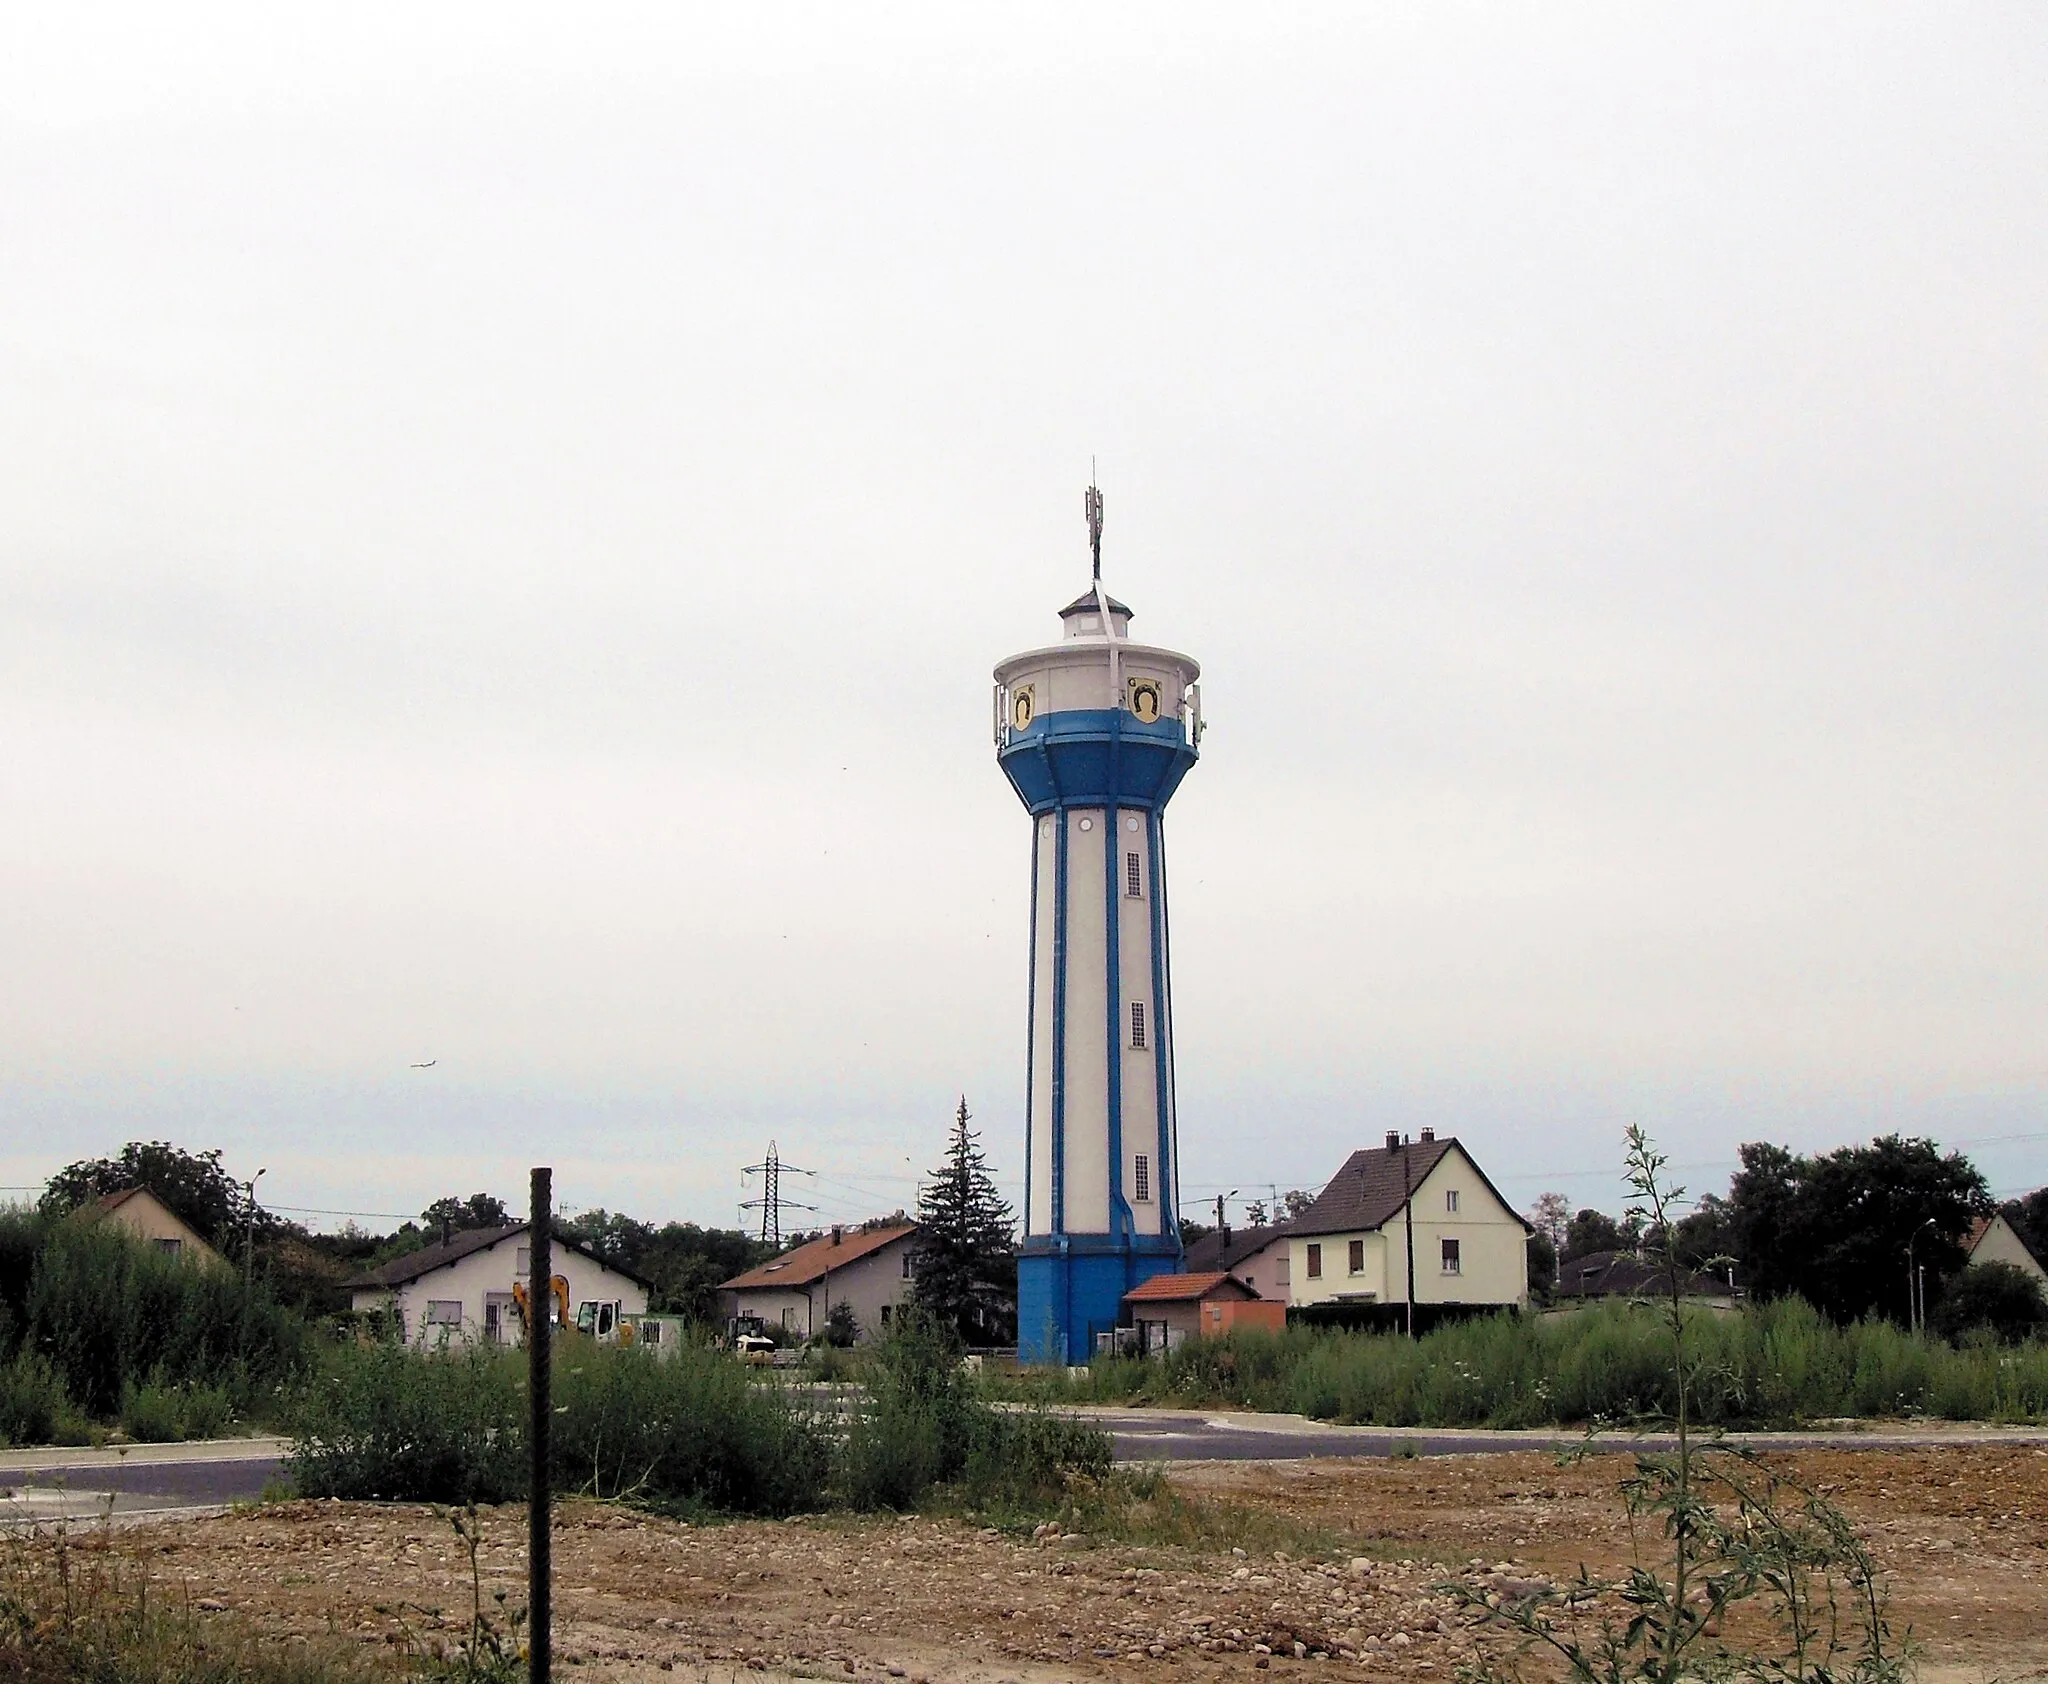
[11,1415,2048,1520]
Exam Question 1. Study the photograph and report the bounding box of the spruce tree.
[910,1097,1018,1346]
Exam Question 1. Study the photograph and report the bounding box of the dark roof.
[1289,1136,1533,1240]
[1182,1224,1290,1275]
[1123,1271,1258,1304]
[1555,1250,1734,1300]
[1058,589,1133,620]
[721,1222,919,1292]
[344,1223,654,1292]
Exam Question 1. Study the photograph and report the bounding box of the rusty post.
[529,1166,552,1684]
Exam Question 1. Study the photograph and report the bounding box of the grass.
[992,1294,2048,1426]
[287,1318,1115,1520]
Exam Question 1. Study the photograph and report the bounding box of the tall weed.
[996,1293,2048,1425]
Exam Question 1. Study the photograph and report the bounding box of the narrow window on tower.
[1130,1001,1146,1048]
[1126,851,1142,897]
[1134,1154,1151,1203]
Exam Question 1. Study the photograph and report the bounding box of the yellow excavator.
[510,1274,571,1336]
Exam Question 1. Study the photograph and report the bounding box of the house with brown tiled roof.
[1118,1269,1283,1352]
[720,1220,919,1343]
[1285,1130,1532,1315]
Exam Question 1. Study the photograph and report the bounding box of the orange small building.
[1120,1270,1285,1352]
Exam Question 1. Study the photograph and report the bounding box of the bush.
[0,1352,71,1447]
[118,1371,237,1443]
[288,1340,528,1503]
[1935,1262,2048,1343]
[841,1314,1110,1512]
[17,1223,311,1424]
[553,1342,831,1514]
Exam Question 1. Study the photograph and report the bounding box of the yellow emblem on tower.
[1011,686,1036,731]
[1127,677,1162,724]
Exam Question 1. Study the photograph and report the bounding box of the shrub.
[553,1343,831,1514]
[288,1339,528,1503]
[1935,1261,2048,1343]
[0,1352,70,1447]
[22,1223,311,1422]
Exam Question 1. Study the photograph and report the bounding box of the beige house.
[346,1224,650,1345]
[79,1187,224,1269]
[1287,1131,1531,1313]
[1964,1214,2048,1287]
[1182,1222,1293,1304]
[721,1221,919,1342]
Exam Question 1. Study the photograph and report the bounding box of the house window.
[880,1304,892,1325]
[1306,1243,1322,1280]
[1446,1190,1460,1213]
[902,1251,914,1279]
[1348,1239,1364,1274]
[1130,1001,1147,1049]
[517,1247,531,1276]
[426,1300,463,1325]
[153,1237,182,1257]
[1442,1238,1461,1275]
[1126,852,1143,897]
[781,1307,797,1330]
[1134,1154,1151,1203]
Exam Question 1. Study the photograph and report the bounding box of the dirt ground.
[62,1446,2048,1683]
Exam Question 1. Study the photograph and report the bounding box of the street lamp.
[244,1168,268,1293]
[1906,1217,1937,1334]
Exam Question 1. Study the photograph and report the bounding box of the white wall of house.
[1970,1214,2048,1285]
[350,1234,648,1344]
[1289,1147,1528,1310]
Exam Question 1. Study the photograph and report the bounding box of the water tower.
[993,485,1204,1363]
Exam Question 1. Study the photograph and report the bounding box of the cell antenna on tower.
[1084,466,1104,584]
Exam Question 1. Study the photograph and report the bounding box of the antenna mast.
[1084,463,1104,585]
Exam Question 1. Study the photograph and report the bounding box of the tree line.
[1525,1133,2047,1335]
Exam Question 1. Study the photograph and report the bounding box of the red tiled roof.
[721,1223,918,1292]
[1122,1271,1256,1304]
[1965,1216,1993,1254]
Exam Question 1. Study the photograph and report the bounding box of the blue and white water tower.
[994,492,1203,1363]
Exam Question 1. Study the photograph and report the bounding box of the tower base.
[1017,1233,1183,1365]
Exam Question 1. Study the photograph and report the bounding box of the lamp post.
[243,1168,267,1294]
[1907,1218,1937,1334]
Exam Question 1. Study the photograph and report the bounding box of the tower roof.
[1058,589,1133,621]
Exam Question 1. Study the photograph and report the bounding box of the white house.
[1286,1131,1532,1314]
[347,1223,650,1345]
[721,1220,919,1342]
[1964,1213,2048,1288]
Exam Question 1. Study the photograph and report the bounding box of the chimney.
[1420,1128,1436,1144]
[1385,1130,1400,1152]
[830,1225,843,1246]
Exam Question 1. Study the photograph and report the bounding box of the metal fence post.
[529,1166,552,1684]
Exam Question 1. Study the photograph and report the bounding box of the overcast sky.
[3,5,2044,1235]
